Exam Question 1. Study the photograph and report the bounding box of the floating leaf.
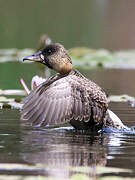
[8,102,23,109]
[0,96,14,102]
[69,47,96,58]
[108,94,135,102]
[3,103,11,109]
[71,166,131,174]
[0,89,26,96]
[1,48,135,69]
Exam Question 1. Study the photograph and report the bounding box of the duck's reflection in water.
[20,128,109,178]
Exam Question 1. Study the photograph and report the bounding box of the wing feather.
[21,70,108,129]
[21,76,72,127]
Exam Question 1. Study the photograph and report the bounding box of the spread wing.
[21,76,73,127]
[21,71,108,128]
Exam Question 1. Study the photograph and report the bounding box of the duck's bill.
[23,51,43,62]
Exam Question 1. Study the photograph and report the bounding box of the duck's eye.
[47,49,52,54]
[42,45,56,56]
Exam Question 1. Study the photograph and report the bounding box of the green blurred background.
[1,0,135,50]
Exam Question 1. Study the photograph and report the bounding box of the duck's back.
[66,69,108,130]
[21,69,108,130]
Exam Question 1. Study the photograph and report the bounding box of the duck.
[21,43,129,132]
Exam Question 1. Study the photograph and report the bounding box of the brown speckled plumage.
[21,43,108,131]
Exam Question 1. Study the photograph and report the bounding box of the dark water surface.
[0,105,135,178]
[1,67,135,178]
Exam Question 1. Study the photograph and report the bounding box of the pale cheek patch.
[40,54,44,60]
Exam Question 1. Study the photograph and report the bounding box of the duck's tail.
[103,109,131,133]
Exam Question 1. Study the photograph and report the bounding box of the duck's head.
[23,43,72,74]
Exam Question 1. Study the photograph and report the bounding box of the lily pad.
[108,94,135,102]
[0,96,14,102]
[0,49,34,63]
[71,166,131,174]
[3,103,12,109]
[0,96,23,109]
[0,163,132,180]
[70,48,135,69]
[1,48,135,69]
[0,89,26,96]
[69,47,96,58]
[8,102,23,109]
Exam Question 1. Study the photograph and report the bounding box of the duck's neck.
[54,61,72,75]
